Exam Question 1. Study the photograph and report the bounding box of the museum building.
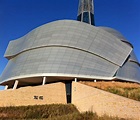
[0,0,140,104]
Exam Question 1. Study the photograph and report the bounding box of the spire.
[77,0,95,26]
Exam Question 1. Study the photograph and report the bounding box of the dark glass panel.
[83,12,90,24]
[90,13,95,25]
[65,82,72,103]
[77,14,82,21]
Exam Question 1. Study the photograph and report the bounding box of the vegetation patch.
[47,112,133,120]
[80,81,140,101]
[106,87,140,101]
[0,104,134,120]
[0,104,79,119]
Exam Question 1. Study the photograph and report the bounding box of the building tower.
[77,0,95,25]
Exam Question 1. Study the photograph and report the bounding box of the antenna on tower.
[77,0,95,25]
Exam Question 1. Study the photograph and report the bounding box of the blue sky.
[0,0,140,89]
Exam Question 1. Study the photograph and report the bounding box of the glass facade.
[90,13,95,25]
[77,14,81,21]
[65,82,72,103]
[77,0,95,25]
[83,12,90,24]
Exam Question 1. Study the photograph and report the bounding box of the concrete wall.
[1,81,140,119]
[0,82,67,107]
[72,82,140,119]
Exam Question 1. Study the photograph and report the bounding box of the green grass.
[0,104,134,120]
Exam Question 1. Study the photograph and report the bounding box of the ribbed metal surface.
[1,20,139,85]
[129,51,139,63]
[4,20,132,66]
[1,46,118,83]
[116,60,140,83]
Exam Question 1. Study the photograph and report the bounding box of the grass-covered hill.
[80,81,140,101]
[0,104,134,120]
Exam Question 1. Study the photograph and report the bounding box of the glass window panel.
[83,12,90,24]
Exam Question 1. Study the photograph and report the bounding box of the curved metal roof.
[1,20,139,86]
[5,20,132,66]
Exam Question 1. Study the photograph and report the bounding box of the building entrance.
[65,81,72,103]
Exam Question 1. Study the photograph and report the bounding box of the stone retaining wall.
[72,82,140,120]
[0,82,66,107]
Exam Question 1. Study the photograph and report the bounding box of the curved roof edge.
[0,73,114,85]
[121,40,133,48]
[1,73,140,86]
[129,60,140,66]
[113,77,140,84]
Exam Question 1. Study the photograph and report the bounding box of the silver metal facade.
[5,20,131,66]
[100,27,133,47]
[116,60,140,83]
[1,47,118,81]
[0,20,140,86]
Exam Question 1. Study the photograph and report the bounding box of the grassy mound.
[0,104,134,120]
[106,87,140,101]
[47,111,132,120]
[0,104,79,119]
[81,81,140,101]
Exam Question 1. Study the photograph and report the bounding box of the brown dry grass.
[0,104,79,119]
[80,81,140,89]
[0,105,134,120]
[80,81,140,101]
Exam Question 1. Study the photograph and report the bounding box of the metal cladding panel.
[88,28,132,66]
[99,27,128,42]
[129,51,139,63]
[116,60,140,83]
[4,20,132,66]
[0,47,118,83]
